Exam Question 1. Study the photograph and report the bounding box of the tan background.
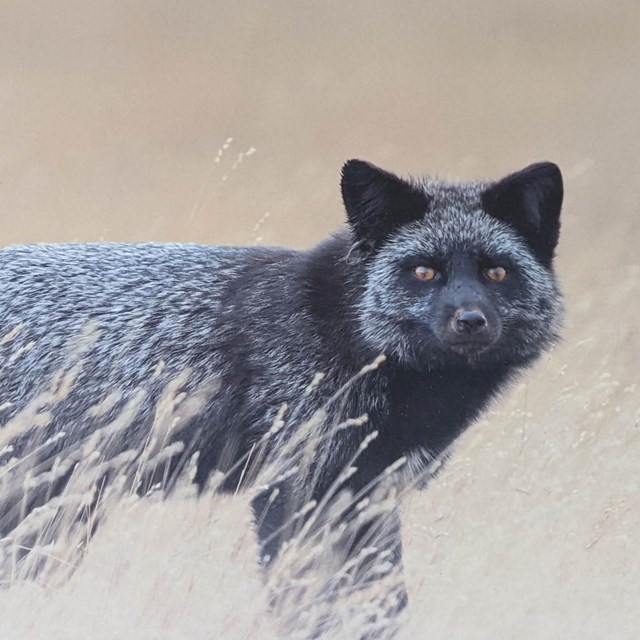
[0,1,638,638]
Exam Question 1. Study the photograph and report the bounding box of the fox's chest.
[391,368,502,444]
[349,365,509,487]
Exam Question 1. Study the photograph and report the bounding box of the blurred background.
[0,1,638,638]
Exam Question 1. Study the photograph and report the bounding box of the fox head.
[341,159,564,369]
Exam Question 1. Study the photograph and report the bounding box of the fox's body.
[0,160,563,637]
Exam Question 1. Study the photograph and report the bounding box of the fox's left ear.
[341,159,430,254]
[482,162,563,267]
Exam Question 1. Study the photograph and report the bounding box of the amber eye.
[486,266,507,282]
[413,266,438,281]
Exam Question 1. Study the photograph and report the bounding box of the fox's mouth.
[447,338,495,356]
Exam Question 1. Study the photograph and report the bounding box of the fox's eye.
[485,266,507,282]
[413,266,438,281]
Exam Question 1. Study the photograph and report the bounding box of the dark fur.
[0,160,563,635]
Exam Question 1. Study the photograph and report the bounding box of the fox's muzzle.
[444,305,500,355]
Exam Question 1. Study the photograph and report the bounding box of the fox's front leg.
[252,484,408,639]
[251,480,295,568]
[340,508,409,639]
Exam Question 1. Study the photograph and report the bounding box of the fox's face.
[341,160,564,369]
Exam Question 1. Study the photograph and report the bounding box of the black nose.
[454,308,487,334]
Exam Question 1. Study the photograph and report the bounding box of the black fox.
[0,159,563,635]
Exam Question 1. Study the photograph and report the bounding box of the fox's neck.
[387,362,512,448]
[325,359,515,494]
[299,231,379,368]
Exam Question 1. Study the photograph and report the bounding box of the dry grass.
[0,348,417,639]
[0,495,270,640]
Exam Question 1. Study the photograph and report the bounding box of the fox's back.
[0,242,295,427]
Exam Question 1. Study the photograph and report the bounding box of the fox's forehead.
[383,207,532,263]
[418,178,487,211]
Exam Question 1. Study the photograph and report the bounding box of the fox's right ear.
[482,162,563,267]
[341,160,430,255]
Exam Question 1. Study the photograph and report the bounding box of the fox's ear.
[482,162,563,267]
[341,159,430,252]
